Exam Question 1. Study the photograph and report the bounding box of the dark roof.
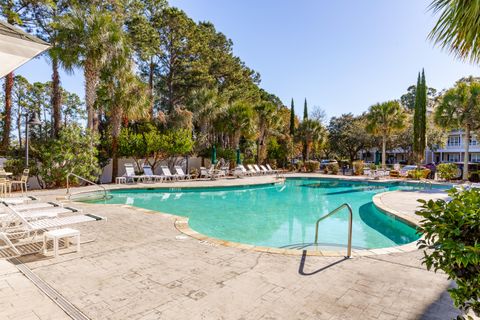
[0,19,50,46]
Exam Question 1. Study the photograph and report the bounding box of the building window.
[448,135,461,146]
[471,153,480,163]
[470,136,478,146]
[447,154,460,162]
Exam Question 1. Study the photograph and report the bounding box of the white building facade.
[428,130,480,164]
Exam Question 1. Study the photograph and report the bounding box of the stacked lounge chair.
[0,197,105,257]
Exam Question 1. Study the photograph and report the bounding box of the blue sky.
[14,0,480,119]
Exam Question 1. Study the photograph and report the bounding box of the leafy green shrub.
[437,163,459,180]
[35,125,101,188]
[352,160,364,175]
[408,168,430,180]
[189,167,199,179]
[295,160,304,171]
[305,160,320,172]
[417,188,480,316]
[326,162,339,174]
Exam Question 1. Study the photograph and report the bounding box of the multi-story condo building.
[428,130,479,164]
[359,130,480,165]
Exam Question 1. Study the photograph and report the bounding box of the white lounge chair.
[174,166,192,180]
[142,165,164,182]
[199,167,211,179]
[260,165,271,175]
[253,164,265,175]
[0,195,38,205]
[232,166,246,178]
[160,166,177,181]
[124,163,147,183]
[266,164,279,174]
[0,206,105,257]
[237,165,253,176]
[245,165,258,176]
[3,201,62,212]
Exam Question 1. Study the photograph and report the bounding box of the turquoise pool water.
[88,178,448,250]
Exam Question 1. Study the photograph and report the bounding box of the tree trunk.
[149,58,154,119]
[84,60,99,132]
[2,72,13,151]
[17,106,22,150]
[51,57,62,137]
[110,108,123,183]
[382,134,387,169]
[305,139,310,161]
[463,125,471,181]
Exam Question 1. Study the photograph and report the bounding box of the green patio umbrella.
[236,148,241,165]
[375,150,380,166]
[211,145,217,165]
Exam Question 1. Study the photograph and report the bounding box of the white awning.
[0,20,50,78]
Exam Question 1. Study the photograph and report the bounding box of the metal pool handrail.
[421,179,433,190]
[314,203,353,258]
[66,172,107,200]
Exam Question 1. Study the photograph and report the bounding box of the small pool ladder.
[314,203,353,258]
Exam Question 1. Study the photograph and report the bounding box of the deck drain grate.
[9,257,90,320]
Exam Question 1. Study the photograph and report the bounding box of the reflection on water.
[89,178,438,249]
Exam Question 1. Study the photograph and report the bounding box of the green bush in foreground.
[326,162,339,174]
[305,160,319,172]
[35,125,101,188]
[416,188,480,317]
[437,163,459,180]
[352,160,364,175]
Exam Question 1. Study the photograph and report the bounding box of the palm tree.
[223,101,253,148]
[97,62,149,182]
[366,101,406,169]
[435,80,480,180]
[255,100,282,164]
[55,3,124,132]
[429,0,480,63]
[296,119,325,161]
[187,87,225,150]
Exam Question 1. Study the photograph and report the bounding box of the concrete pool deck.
[0,174,462,319]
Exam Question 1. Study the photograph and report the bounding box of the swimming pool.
[87,178,448,250]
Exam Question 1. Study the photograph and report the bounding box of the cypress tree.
[302,98,308,160]
[413,72,421,159]
[303,98,308,120]
[413,70,427,164]
[290,98,295,135]
[420,70,427,159]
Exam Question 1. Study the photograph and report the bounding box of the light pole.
[25,113,41,167]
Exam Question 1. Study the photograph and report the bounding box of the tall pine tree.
[413,69,427,164]
[290,98,295,135]
[303,98,308,120]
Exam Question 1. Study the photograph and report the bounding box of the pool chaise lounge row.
[233,164,280,177]
[123,163,191,183]
[0,196,105,257]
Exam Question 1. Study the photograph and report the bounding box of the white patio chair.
[0,206,105,257]
[266,164,279,174]
[10,169,29,194]
[160,166,178,181]
[174,166,192,180]
[142,165,164,182]
[123,163,147,183]
[0,195,38,205]
[246,165,259,176]
[260,165,270,175]
[253,164,265,175]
